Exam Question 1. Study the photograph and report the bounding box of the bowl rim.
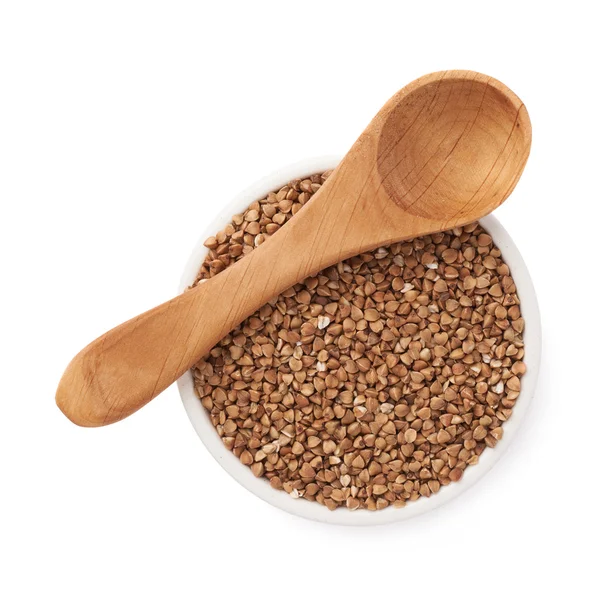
[177,156,541,526]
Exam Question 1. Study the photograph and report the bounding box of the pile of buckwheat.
[192,171,526,511]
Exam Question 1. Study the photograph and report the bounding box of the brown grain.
[192,172,526,511]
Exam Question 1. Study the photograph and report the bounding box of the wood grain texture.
[56,70,531,426]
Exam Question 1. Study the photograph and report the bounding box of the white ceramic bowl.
[177,157,541,526]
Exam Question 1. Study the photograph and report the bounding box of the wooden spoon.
[56,70,531,427]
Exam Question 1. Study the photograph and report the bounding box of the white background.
[1,1,598,598]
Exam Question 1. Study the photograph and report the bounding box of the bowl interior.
[177,156,541,526]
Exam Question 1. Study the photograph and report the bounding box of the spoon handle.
[55,166,385,426]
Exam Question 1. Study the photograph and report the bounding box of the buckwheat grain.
[192,172,526,511]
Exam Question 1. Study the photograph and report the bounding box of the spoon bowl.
[377,73,530,223]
